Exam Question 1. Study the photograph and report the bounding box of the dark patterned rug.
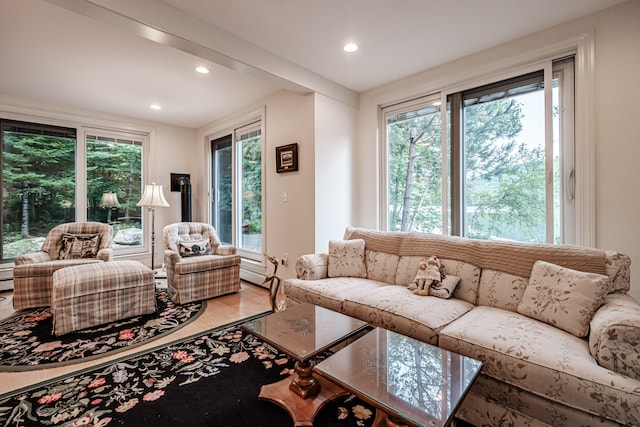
[0,288,205,371]
[0,318,377,427]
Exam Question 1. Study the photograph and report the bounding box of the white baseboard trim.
[241,269,267,288]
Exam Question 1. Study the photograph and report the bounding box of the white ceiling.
[0,0,627,128]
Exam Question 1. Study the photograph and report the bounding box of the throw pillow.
[328,239,367,278]
[59,233,101,259]
[178,239,211,257]
[516,260,610,337]
[428,274,460,299]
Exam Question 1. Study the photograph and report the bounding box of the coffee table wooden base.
[259,375,349,427]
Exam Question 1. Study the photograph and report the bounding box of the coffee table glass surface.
[314,327,483,427]
[241,302,368,363]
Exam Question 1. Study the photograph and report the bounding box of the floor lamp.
[137,183,170,273]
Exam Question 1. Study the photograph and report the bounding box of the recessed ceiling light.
[343,42,358,53]
[195,66,210,74]
[149,104,162,110]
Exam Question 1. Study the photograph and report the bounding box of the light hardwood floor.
[0,280,271,395]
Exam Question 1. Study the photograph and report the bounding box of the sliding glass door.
[210,120,263,260]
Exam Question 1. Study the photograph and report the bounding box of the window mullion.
[544,64,554,243]
[449,93,462,236]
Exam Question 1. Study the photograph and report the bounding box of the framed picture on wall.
[275,143,298,173]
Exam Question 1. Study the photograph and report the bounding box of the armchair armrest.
[589,293,640,380]
[14,251,51,266]
[164,249,181,269]
[215,245,237,256]
[295,253,329,280]
[97,248,113,262]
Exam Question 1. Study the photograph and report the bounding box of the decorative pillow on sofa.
[178,239,211,257]
[59,233,101,259]
[429,274,460,299]
[516,260,610,337]
[328,239,367,278]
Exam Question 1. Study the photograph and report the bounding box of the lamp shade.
[136,183,170,208]
[99,192,120,208]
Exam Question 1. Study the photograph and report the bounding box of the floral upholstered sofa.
[283,227,640,426]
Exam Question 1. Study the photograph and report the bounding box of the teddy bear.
[408,255,441,296]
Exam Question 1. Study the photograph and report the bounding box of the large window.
[383,57,575,244]
[0,118,148,262]
[1,120,76,261]
[211,120,263,260]
[86,131,144,249]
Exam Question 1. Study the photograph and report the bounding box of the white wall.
[592,2,640,301]
[357,1,640,300]
[199,90,316,281]
[314,93,359,251]
[264,91,315,279]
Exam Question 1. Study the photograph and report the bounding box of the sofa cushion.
[365,250,399,284]
[283,277,387,313]
[476,269,528,312]
[589,293,640,380]
[439,306,640,426]
[343,285,474,345]
[517,261,610,337]
[395,256,481,304]
[328,239,367,278]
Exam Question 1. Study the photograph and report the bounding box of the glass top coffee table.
[314,327,483,427]
[241,302,369,426]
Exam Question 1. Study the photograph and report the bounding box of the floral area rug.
[0,288,205,371]
[0,320,376,427]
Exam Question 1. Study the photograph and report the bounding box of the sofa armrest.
[215,245,237,256]
[14,251,51,266]
[589,293,640,380]
[605,250,631,293]
[96,248,113,262]
[295,253,329,280]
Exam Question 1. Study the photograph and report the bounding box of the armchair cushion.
[178,239,211,257]
[59,233,101,259]
[174,254,239,275]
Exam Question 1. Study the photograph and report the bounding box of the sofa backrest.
[344,227,630,309]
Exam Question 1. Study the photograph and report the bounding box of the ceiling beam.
[43,0,360,108]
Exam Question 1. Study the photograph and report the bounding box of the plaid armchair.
[12,222,114,310]
[163,222,241,304]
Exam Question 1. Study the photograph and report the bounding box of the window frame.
[380,50,587,244]
[379,93,444,233]
[83,127,149,257]
[205,107,266,270]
